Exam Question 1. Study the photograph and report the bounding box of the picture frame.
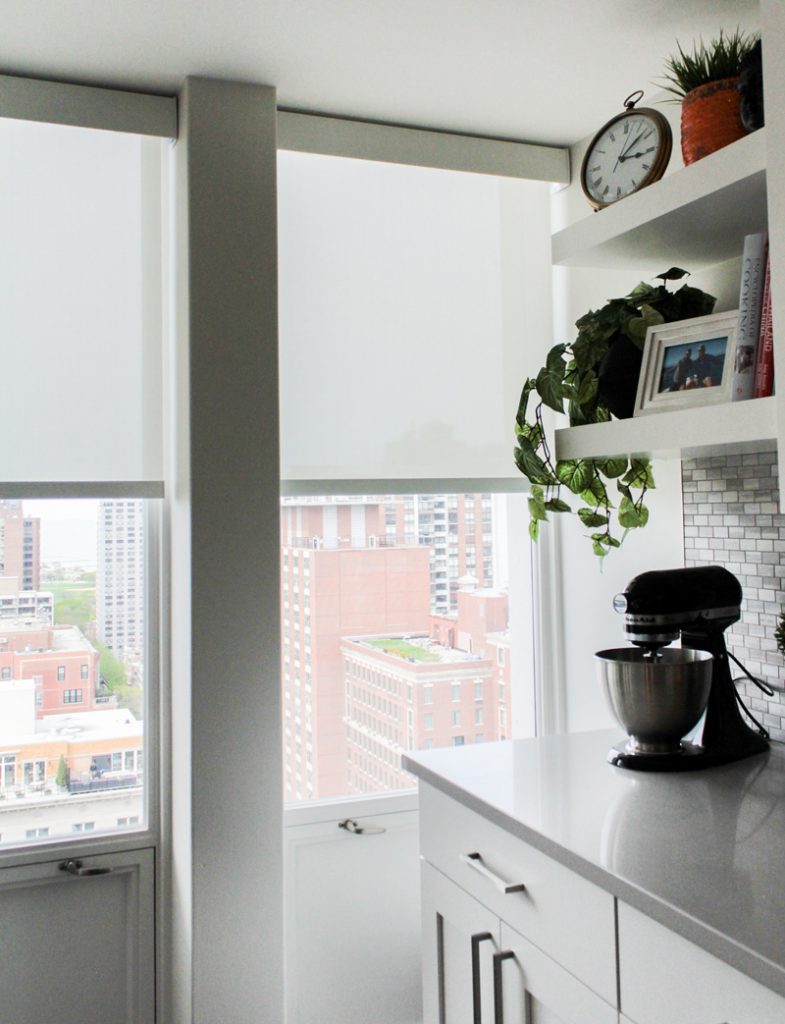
[633,310,737,417]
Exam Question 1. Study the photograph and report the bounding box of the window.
[81,664,89,680]
[453,736,465,747]
[57,666,66,681]
[72,822,95,833]
[1,667,10,680]
[25,828,49,839]
[62,689,83,704]
[475,708,483,726]
[278,152,546,804]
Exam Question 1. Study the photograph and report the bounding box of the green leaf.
[529,519,540,541]
[618,495,645,528]
[592,540,607,558]
[622,459,655,489]
[546,343,569,372]
[581,476,610,507]
[536,364,568,414]
[598,457,628,479]
[545,498,571,513]
[572,333,610,372]
[528,484,548,522]
[515,438,555,485]
[574,371,599,406]
[555,459,593,494]
[656,267,689,282]
[606,536,622,548]
[624,304,665,345]
[616,480,632,500]
[515,379,537,431]
[578,508,608,528]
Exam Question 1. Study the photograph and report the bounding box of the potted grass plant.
[661,28,759,165]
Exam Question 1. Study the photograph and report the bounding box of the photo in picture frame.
[633,310,737,417]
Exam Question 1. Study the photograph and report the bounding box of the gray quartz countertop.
[403,730,785,998]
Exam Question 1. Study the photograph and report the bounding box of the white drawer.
[419,783,617,1005]
[619,902,785,1024]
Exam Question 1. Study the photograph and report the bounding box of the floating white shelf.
[552,130,767,271]
[554,396,777,462]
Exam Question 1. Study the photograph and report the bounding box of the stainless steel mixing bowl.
[595,647,714,755]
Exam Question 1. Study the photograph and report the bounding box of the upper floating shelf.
[552,130,767,271]
[554,397,777,463]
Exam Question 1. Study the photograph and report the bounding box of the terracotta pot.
[680,78,746,165]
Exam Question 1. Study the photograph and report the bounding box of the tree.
[55,754,68,789]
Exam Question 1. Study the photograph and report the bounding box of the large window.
[0,499,152,847]
[278,150,551,804]
[0,113,164,849]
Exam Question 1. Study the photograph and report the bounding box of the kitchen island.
[404,730,785,1023]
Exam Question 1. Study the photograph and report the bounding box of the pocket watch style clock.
[580,90,672,210]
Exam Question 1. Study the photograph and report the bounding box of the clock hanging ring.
[580,90,672,210]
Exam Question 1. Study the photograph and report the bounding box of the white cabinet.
[0,847,155,1024]
[421,861,616,1024]
[618,903,785,1024]
[418,784,618,1023]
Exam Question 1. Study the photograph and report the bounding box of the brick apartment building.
[0,620,100,717]
[281,495,510,801]
[342,580,510,794]
[281,497,430,800]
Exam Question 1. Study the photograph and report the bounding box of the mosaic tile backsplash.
[682,446,785,741]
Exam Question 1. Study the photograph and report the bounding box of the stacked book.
[732,231,774,401]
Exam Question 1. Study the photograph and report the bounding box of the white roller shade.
[0,117,163,486]
[278,152,553,486]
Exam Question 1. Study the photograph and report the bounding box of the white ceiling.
[1,0,759,146]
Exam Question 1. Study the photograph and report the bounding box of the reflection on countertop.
[404,729,785,996]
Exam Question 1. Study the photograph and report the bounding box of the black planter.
[597,334,643,420]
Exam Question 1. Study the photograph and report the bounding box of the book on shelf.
[731,231,767,402]
[753,254,774,398]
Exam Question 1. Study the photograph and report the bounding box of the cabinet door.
[0,848,155,1024]
[496,921,617,1024]
[619,903,785,1024]
[421,860,500,1024]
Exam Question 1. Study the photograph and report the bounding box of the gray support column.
[172,76,282,1024]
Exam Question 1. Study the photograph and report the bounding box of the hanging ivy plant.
[514,269,715,559]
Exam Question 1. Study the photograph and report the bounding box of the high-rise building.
[281,497,431,800]
[0,500,41,592]
[97,500,145,684]
[383,494,496,614]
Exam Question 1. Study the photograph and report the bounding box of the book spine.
[731,232,767,402]
[753,256,774,398]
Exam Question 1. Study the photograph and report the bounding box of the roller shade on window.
[0,118,163,486]
[278,152,553,486]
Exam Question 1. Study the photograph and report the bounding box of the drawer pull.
[471,931,493,1024]
[492,950,519,1024]
[461,852,526,895]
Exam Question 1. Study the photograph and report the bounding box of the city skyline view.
[0,499,146,848]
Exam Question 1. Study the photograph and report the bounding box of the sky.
[24,500,98,566]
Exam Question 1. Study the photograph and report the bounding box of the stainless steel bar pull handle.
[461,852,526,894]
[59,859,111,877]
[470,931,493,1024]
[492,950,516,1024]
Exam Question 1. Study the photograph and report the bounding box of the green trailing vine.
[514,269,715,559]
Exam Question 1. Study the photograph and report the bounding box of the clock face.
[582,110,669,208]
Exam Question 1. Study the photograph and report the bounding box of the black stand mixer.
[605,565,770,771]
